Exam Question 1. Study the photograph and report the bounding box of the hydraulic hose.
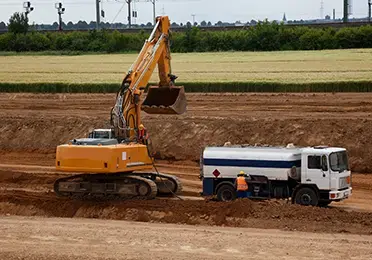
[145,142,183,201]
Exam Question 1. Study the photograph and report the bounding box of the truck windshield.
[94,131,109,138]
[329,151,349,172]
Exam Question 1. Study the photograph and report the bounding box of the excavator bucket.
[141,86,187,115]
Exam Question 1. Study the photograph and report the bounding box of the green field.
[1,49,372,85]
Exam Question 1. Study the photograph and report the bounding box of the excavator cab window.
[88,130,113,139]
[95,132,110,139]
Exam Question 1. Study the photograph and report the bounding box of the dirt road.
[1,216,372,260]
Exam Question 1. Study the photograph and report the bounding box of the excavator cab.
[141,85,187,115]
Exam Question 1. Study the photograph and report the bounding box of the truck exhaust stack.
[141,86,187,115]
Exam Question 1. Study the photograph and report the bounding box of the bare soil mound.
[1,93,372,172]
[0,190,371,235]
[1,116,372,173]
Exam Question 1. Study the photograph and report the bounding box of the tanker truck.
[199,145,352,206]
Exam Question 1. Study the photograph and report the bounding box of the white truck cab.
[200,145,352,206]
[300,147,351,202]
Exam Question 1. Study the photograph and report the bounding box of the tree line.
[0,20,218,31]
[1,13,371,53]
[1,17,354,31]
[0,12,257,31]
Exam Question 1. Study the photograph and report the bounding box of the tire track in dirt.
[1,162,372,212]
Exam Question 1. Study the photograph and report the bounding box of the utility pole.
[148,0,156,25]
[55,2,65,31]
[126,0,132,28]
[369,0,372,22]
[343,0,348,23]
[333,8,336,20]
[23,1,34,19]
[96,0,100,30]
[191,14,196,24]
[132,10,138,25]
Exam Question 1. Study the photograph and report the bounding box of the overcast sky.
[0,0,369,25]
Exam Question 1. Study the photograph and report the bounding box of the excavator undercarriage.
[54,172,182,200]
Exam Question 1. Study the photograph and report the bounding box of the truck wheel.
[217,184,236,202]
[294,187,318,206]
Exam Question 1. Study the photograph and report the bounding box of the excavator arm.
[111,16,186,142]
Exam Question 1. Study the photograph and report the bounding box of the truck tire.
[217,184,236,202]
[294,187,318,206]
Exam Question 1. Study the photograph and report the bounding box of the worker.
[235,171,251,198]
[138,124,149,145]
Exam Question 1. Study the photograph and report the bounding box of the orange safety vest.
[236,176,248,191]
[138,128,148,140]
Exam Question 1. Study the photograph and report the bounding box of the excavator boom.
[111,16,186,142]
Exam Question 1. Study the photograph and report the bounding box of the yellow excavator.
[53,16,187,199]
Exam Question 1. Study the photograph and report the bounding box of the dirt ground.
[1,92,372,171]
[0,162,372,235]
[1,92,372,237]
[1,216,372,260]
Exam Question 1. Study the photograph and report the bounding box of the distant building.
[234,20,245,26]
[282,13,287,24]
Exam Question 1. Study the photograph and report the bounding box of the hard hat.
[238,170,245,176]
[138,124,144,130]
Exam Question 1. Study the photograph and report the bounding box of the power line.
[146,0,157,25]
[0,1,93,5]
[133,0,138,24]
[111,2,127,23]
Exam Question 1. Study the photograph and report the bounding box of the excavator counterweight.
[142,86,187,114]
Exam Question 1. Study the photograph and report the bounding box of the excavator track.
[53,171,182,200]
[53,173,158,200]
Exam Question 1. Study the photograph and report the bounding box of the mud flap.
[141,86,187,115]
